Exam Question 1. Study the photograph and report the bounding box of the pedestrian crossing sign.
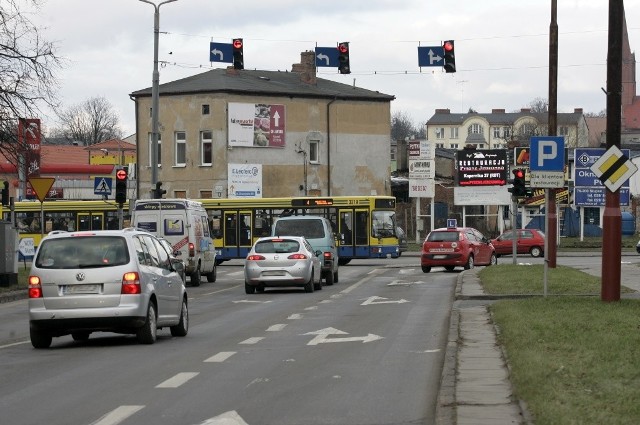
[94,177,112,195]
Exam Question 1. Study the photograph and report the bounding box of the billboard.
[228,103,285,148]
[456,149,508,186]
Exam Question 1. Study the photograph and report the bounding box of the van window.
[164,219,184,236]
[275,219,324,238]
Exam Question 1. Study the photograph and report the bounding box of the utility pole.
[547,0,558,268]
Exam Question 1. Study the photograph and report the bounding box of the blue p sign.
[530,136,565,171]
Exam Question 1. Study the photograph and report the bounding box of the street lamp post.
[139,0,177,189]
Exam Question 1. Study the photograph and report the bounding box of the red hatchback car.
[491,229,545,258]
[421,227,497,273]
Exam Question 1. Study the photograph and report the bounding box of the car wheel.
[245,282,256,294]
[304,275,315,293]
[206,263,217,283]
[256,285,265,293]
[338,258,351,266]
[170,298,189,337]
[489,253,498,266]
[30,328,52,349]
[421,266,431,273]
[324,270,334,286]
[444,266,455,271]
[314,270,323,290]
[464,255,474,270]
[530,246,542,258]
[71,332,90,341]
[137,302,157,345]
[190,267,201,287]
[333,269,339,283]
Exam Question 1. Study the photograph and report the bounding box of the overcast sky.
[28,0,640,137]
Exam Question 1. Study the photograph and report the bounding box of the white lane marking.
[303,327,384,345]
[233,299,272,303]
[197,410,249,425]
[0,340,29,349]
[156,372,199,388]
[319,299,332,304]
[409,349,441,353]
[246,378,270,387]
[89,405,145,425]
[239,337,264,344]
[361,296,409,305]
[200,284,242,297]
[341,269,384,294]
[204,351,236,363]
[266,324,286,331]
[288,313,302,319]
[304,306,318,311]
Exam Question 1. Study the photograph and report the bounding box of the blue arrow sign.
[210,42,233,63]
[315,47,339,67]
[417,46,444,67]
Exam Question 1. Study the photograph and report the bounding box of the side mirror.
[315,250,323,257]
[172,259,185,274]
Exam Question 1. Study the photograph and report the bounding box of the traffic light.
[508,168,527,197]
[115,166,128,205]
[232,38,244,70]
[154,181,167,199]
[1,181,8,206]
[337,42,350,74]
[443,40,456,73]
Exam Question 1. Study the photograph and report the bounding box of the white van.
[132,199,216,286]
[272,215,339,285]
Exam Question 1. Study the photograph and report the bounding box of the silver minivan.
[28,228,188,348]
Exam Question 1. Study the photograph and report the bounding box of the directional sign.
[18,237,35,257]
[303,327,383,345]
[27,177,55,202]
[314,47,339,67]
[590,145,638,192]
[94,177,112,195]
[209,42,233,63]
[417,46,444,67]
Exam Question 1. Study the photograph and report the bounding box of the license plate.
[262,271,285,276]
[63,284,100,294]
[433,255,447,260]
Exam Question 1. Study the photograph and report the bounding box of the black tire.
[304,274,315,293]
[314,270,323,290]
[338,258,351,266]
[333,269,339,283]
[190,267,201,287]
[256,285,265,293]
[206,263,217,283]
[71,332,90,341]
[137,302,157,345]
[30,328,52,349]
[464,255,474,270]
[444,266,456,271]
[530,246,542,258]
[489,253,498,266]
[421,266,431,273]
[324,270,334,286]
[170,298,189,337]
[245,282,256,294]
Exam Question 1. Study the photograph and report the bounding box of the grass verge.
[479,265,640,424]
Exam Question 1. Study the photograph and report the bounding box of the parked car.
[244,236,322,294]
[28,228,188,348]
[421,226,497,273]
[397,226,408,255]
[636,239,640,254]
[157,237,187,284]
[491,229,546,258]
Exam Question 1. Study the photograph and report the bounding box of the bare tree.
[53,96,124,145]
[528,97,548,113]
[0,0,62,163]
[391,111,425,141]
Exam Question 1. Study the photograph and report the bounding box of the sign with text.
[455,149,507,186]
[228,163,262,198]
[228,103,285,147]
[574,147,631,206]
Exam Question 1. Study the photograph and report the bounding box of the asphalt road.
[0,257,456,425]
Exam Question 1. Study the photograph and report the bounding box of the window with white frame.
[450,127,459,139]
[558,126,569,136]
[493,127,501,139]
[435,127,445,139]
[309,140,319,163]
[450,143,459,149]
[175,131,186,166]
[148,133,162,167]
[469,123,483,134]
[201,131,213,165]
[435,143,445,149]
[503,127,511,139]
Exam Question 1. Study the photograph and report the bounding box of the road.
[0,256,456,425]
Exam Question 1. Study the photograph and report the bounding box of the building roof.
[85,139,136,152]
[130,67,395,102]
[427,109,586,126]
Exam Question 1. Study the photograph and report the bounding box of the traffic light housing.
[232,38,244,70]
[443,40,456,73]
[508,168,527,197]
[337,42,350,74]
[154,181,167,199]
[115,166,128,205]
[1,180,8,206]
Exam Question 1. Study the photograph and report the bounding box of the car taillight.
[323,252,333,260]
[121,272,141,294]
[288,253,308,260]
[28,276,42,298]
[247,254,265,261]
[188,242,195,257]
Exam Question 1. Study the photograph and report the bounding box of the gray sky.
[29,0,640,136]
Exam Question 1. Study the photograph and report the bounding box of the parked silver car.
[28,228,188,348]
[244,236,322,294]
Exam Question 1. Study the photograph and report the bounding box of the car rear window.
[35,236,129,269]
[427,231,460,242]
[274,219,325,238]
[255,239,300,254]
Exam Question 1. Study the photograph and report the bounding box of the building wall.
[135,93,392,198]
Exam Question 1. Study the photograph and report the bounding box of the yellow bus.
[2,195,399,264]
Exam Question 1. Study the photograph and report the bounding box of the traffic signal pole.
[547,0,558,268]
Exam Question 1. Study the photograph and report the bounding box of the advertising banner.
[228,103,285,148]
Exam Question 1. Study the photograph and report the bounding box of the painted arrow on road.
[361,296,409,305]
[303,327,384,345]
[387,280,428,286]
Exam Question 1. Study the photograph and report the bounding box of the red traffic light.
[116,169,128,181]
[338,43,348,53]
[443,40,454,52]
[233,39,243,49]
[513,169,525,179]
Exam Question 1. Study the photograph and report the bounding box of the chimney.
[226,66,240,76]
[492,109,506,114]
[292,51,317,85]
[574,108,584,114]
[435,109,451,114]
